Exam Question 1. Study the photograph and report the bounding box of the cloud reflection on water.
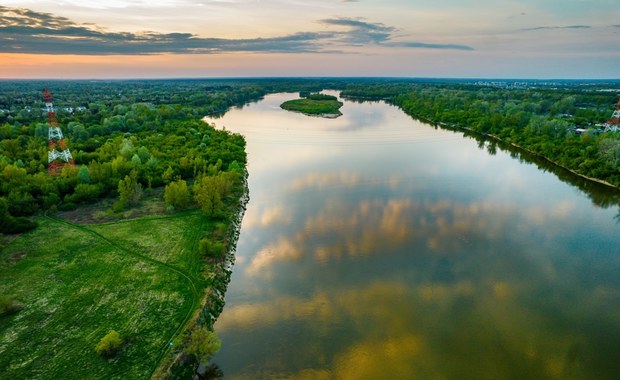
[216,278,596,379]
[212,93,620,379]
[245,196,522,276]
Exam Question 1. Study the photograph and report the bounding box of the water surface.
[205,92,620,380]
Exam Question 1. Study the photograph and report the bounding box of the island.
[280,93,344,118]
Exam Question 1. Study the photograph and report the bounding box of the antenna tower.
[604,100,620,133]
[43,88,74,174]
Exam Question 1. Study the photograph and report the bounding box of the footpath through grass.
[0,210,215,379]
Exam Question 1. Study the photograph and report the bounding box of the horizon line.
[1,76,620,82]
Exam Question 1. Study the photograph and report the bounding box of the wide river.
[204,92,620,380]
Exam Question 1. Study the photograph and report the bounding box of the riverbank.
[153,172,249,379]
[434,119,620,191]
[340,91,620,195]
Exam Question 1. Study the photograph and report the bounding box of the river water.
[204,92,620,380]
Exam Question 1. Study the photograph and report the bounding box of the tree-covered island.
[280,93,344,118]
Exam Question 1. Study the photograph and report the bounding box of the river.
[204,92,620,379]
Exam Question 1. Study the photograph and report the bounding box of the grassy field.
[0,210,217,379]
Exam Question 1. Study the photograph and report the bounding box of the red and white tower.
[43,88,73,174]
[604,100,620,133]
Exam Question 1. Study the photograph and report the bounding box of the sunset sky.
[1,0,619,79]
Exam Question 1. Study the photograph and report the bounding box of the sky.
[0,0,619,79]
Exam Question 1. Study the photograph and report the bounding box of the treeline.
[0,81,266,233]
[341,82,620,188]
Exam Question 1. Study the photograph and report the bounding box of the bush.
[0,296,24,316]
[185,328,221,364]
[199,239,226,257]
[0,214,37,234]
[164,180,191,210]
[95,330,123,357]
[307,93,337,101]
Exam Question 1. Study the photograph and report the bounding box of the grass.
[0,210,218,379]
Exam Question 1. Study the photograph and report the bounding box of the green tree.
[193,174,230,217]
[131,154,142,165]
[115,170,142,211]
[185,328,221,364]
[162,166,175,184]
[77,165,91,184]
[95,330,123,357]
[136,146,150,162]
[119,137,134,160]
[600,138,620,167]
[164,179,190,210]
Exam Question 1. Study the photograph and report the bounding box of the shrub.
[164,179,191,210]
[185,328,221,364]
[199,239,226,257]
[0,296,24,316]
[95,330,123,357]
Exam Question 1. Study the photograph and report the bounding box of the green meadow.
[0,211,218,379]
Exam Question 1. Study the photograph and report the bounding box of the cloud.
[321,17,474,50]
[286,171,363,191]
[220,278,588,379]
[392,41,475,51]
[243,204,293,229]
[0,6,331,54]
[0,6,474,55]
[320,17,395,44]
[242,197,520,277]
[521,25,592,31]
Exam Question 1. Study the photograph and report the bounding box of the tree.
[599,138,620,167]
[77,165,91,184]
[162,166,175,184]
[131,154,142,165]
[185,327,221,364]
[115,170,142,211]
[119,137,134,160]
[164,179,190,210]
[193,174,229,217]
[95,330,123,357]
